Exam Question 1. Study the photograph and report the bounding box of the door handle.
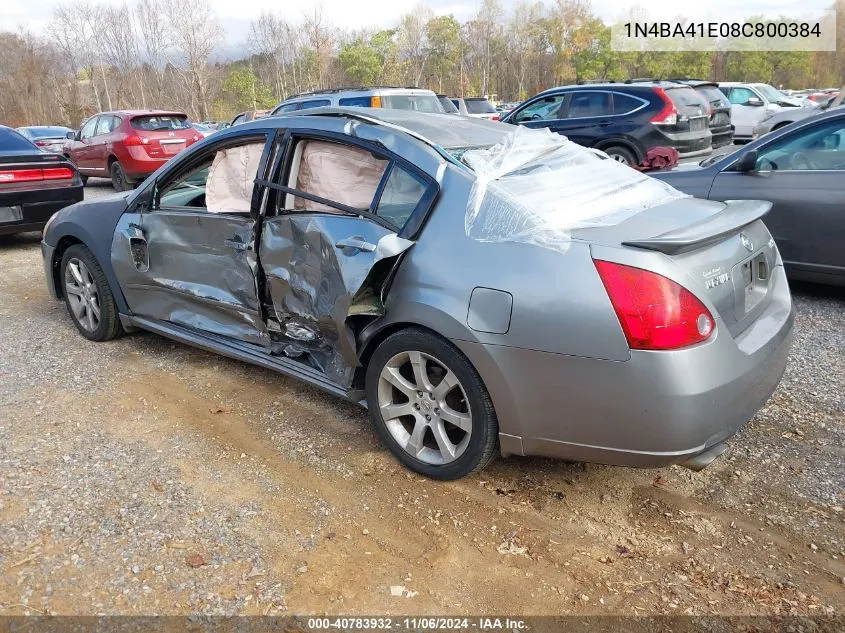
[335,237,376,253]
[224,238,249,251]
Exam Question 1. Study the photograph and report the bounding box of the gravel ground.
[0,181,843,616]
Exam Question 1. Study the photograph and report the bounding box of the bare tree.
[397,5,433,86]
[100,3,144,107]
[165,0,222,119]
[302,7,335,89]
[49,2,108,111]
[136,0,168,105]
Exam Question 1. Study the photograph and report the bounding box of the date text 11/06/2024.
[306,617,528,630]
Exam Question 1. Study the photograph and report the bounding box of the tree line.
[2,0,844,128]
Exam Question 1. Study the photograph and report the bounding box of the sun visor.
[461,127,688,254]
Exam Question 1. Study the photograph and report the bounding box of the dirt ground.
[0,207,843,617]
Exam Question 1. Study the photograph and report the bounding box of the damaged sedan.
[42,108,794,480]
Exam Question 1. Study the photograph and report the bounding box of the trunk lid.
[128,114,198,158]
[579,198,779,337]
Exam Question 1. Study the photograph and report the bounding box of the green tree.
[426,16,461,93]
[221,65,275,112]
[338,38,382,85]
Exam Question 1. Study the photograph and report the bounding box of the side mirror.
[66,131,76,140]
[733,149,759,172]
[746,97,764,107]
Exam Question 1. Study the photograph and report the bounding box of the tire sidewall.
[60,245,117,341]
[365,329,498,480]
[603,146,636,166]
[110,162,129,192]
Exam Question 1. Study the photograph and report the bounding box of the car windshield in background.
[0,127,38,151]
[20,127,71,139]
[697,86,729,106]
[465,99,497,114]
[665,87,707,109]
[131,115,190,131]
[438,97,459,113]
[381,95,443,113]
[756,84,788,102]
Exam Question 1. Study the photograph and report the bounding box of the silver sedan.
[41,108,794,479]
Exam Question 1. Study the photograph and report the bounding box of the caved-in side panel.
[259,213,411,387]
[111,211,270,346]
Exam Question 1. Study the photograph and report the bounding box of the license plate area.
[733,252,769,317]
[689,117,707,131]
[160,139,186,155]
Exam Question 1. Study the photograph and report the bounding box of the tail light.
[370,95,382,108]
[650,87,678,125]
[124,135,150,146]
[594,260,714,351]
[34,140,51,147]
[0,166,74,183]
[491,114,500,121]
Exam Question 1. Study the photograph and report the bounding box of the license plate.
[713,113,729,125]
[689,117,706,131]
[161,140,185,155]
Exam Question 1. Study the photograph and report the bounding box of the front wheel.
[60,244,123,341]
[365,328,499,480]
[110,161,133,192]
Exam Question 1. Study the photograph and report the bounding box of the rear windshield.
[465,98,497,114]
[438,97,459,113]
[131,115,189,131]
[0,128,37,152]
[665,87,707,110]
[695,86,729,107]
[20,127,70,139]
[380,95,443,113]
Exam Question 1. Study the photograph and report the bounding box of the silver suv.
[271,87,444,115]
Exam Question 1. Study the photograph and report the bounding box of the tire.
[602,145,637,166]
[80,175,88,186]
[365,328,499,480]
[110,161,133,192]
[60,244,123,342]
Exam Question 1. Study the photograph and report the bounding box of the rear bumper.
[120,151,168,180]
[650,127,713,158]
[0,185,83,236]
[455,266,794,468]
[710,125,734,148]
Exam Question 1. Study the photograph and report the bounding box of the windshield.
[465,99,497,114]
[381,95,444,113]
[0,128,38,152]
[438,97,459,113]
[20,127,71,139]
[756,84,788,102]
[131,115,189,131]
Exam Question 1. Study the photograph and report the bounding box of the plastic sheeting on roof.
[461,127,688,254]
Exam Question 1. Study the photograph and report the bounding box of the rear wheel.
[366,328,499,480]
[80,175,88,185]
[60,244,123,341]
[110,161,133,192]
[603,145,637,166]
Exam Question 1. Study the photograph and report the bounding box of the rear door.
[111,132,273,345]
[709,117,845,279]
[257,133,435,387]
[555,90,613,145]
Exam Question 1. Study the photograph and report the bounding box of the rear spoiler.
[622,200,771,255]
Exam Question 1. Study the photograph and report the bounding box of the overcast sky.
[3,0,832,50]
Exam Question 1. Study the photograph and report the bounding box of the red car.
[63,111,201,191]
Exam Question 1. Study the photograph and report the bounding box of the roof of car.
[282,87,437,101]
[267,106,509,150]
[96,110,188,117]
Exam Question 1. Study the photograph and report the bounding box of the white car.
[451,98,500,120]
[718,82,804,142]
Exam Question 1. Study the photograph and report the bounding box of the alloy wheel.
[377,350,472,465]
[64,257,101,332]
[609,153,629,164]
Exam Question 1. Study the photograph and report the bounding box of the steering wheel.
[791,151,817,171]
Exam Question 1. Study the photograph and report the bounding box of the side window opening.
[157,138,266,213]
